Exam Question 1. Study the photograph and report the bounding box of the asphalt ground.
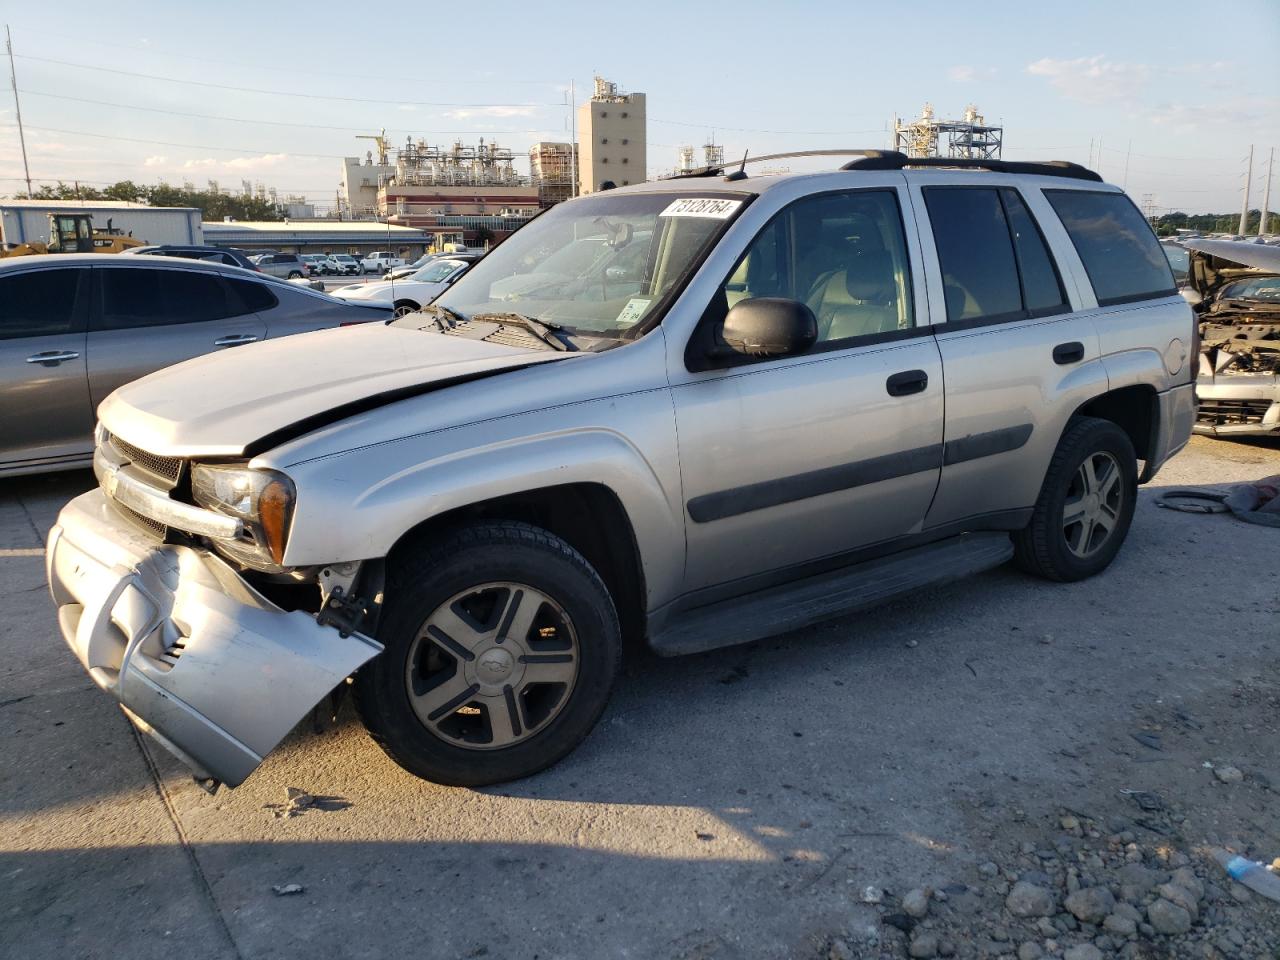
[2,435,1277,960]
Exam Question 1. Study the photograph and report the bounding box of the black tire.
[392,300,420,318]
[287,270,302,279]
[1013,416,1137,582]
[354,521,622,786]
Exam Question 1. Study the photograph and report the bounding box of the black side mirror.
[721,297,818,360]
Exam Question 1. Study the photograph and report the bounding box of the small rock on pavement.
[1064,886,1115,924]
[827,938,853,960]
[1062,946,1103,960]
[1102,913,1137,937]
[861,885,884,904]
[978,861,1000,878]
[909,932,939,959]
[1006,881,1057,918]
[271,883,304,896]
[1213,765,1244,784]
[1017,944,1043,960]
[1155,882,1199,918]
[902,887,931,919]
[1147,897,1193,935]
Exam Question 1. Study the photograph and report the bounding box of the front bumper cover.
[47,490,382,787]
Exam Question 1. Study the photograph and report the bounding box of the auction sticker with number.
[614,297,653,326]
[659,198,743,219]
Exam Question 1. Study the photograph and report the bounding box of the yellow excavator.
[0,212,147,258]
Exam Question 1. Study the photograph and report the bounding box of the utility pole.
[1239,144,1254,236]
[1260,147,1274,237]
[5,25,33,198]
[569,79,578,198]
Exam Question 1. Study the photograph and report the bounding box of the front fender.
[280,395,685,610]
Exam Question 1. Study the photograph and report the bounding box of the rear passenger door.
[913,181,1105,528]
[0,266,94,468]
[87,265,267,407]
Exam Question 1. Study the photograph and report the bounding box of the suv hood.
[99,323,561,457]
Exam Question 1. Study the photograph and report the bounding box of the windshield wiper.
[472,312,573,352]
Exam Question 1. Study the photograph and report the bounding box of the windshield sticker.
[615,297,653,326]
[659,198,743,219]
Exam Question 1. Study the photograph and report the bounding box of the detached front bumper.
[1193,380,1280,436]
[47,490,382,788]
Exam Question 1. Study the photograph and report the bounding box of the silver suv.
[45,153,1196,791]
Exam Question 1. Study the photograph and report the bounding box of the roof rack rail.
[660,149,897,182]
[840,150,1102,182]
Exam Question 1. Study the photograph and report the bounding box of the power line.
[14,54,557,108]
[649,116,885,136]
[0,121,344,158]
[19,90,557,136]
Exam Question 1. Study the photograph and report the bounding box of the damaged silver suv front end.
[1183,238,1280,436]
[45,429,382,789]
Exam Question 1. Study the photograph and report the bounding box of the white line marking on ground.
[0,547,45,557]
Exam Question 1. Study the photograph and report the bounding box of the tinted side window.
[1000,189,1067,316]
[924,188,1022,323]
[718,189,915,345]
[99,268,235,329]
[0,269,83,340]
[225,277,279,313]
[1045,190,1175,306]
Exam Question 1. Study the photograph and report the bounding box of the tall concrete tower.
[577,76,646,193]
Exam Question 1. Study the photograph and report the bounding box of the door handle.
[214,334,260,347]
[886,369,929,397]
[25,350,80,365]
[1053,341,1085,365]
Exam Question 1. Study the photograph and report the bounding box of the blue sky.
[2,0,1277,214]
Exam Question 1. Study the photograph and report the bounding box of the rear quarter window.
[1045,190,1176,306]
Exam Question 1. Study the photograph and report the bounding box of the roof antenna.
[723,150,749,182]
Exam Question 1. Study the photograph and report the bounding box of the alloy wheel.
[1062,451,1123,558]
[404,582,579,750]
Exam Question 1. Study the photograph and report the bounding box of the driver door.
[670,187,944,593]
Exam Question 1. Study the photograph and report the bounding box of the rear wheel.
[287,270,302,279]
[354,521,622,786]
[392,300,420,318]
[1013,416,1137,582]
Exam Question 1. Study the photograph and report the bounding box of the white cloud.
[1026,55,1150,103]
[182,158,218,169]
[1149,97,1280,134]
[143,155,168,167]
[948,65,996,82]
[224,152,288,170]
[443,106,538,120]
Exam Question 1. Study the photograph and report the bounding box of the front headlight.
[191,464,296,568]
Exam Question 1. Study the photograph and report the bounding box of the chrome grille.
[106,432,183,488]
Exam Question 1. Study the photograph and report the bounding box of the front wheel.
[354,521,622,786]
[1013,417,1137,582]
[392,300,420,318]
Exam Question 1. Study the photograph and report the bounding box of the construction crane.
[357,129,391,166]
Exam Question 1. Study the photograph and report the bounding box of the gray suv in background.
[251,252,307,279]
[1,254,392,476]
[45,153,1195,792]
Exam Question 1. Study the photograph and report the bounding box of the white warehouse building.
[0,199,203,247]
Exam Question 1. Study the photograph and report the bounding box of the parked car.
[44,157,1194,792]
[333,257,473,316]
[328,254,361,276]
[300,254,331,276]
[360,251,406,273]
[385,252,480,282]
[122,245,261,271]
[1,254,392,476]
[253,253,308,280]
[1180,237,1280,437]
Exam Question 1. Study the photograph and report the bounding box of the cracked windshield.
[417,192,742,340]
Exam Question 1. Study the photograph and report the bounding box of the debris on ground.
[271,883,304,896]
[816,805,1280,959]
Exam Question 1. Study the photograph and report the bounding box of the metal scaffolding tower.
[894,103,1003,160]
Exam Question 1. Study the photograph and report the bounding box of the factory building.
[374,138,540,247]
[577,77,646,193]
[342,153,397,220]
[203,219,431,258]
[529,142,577,207]
[0,199,203,247]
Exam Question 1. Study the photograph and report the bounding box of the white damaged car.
[333,257,472,317]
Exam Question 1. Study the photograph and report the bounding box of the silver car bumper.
[46,490,382,788]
